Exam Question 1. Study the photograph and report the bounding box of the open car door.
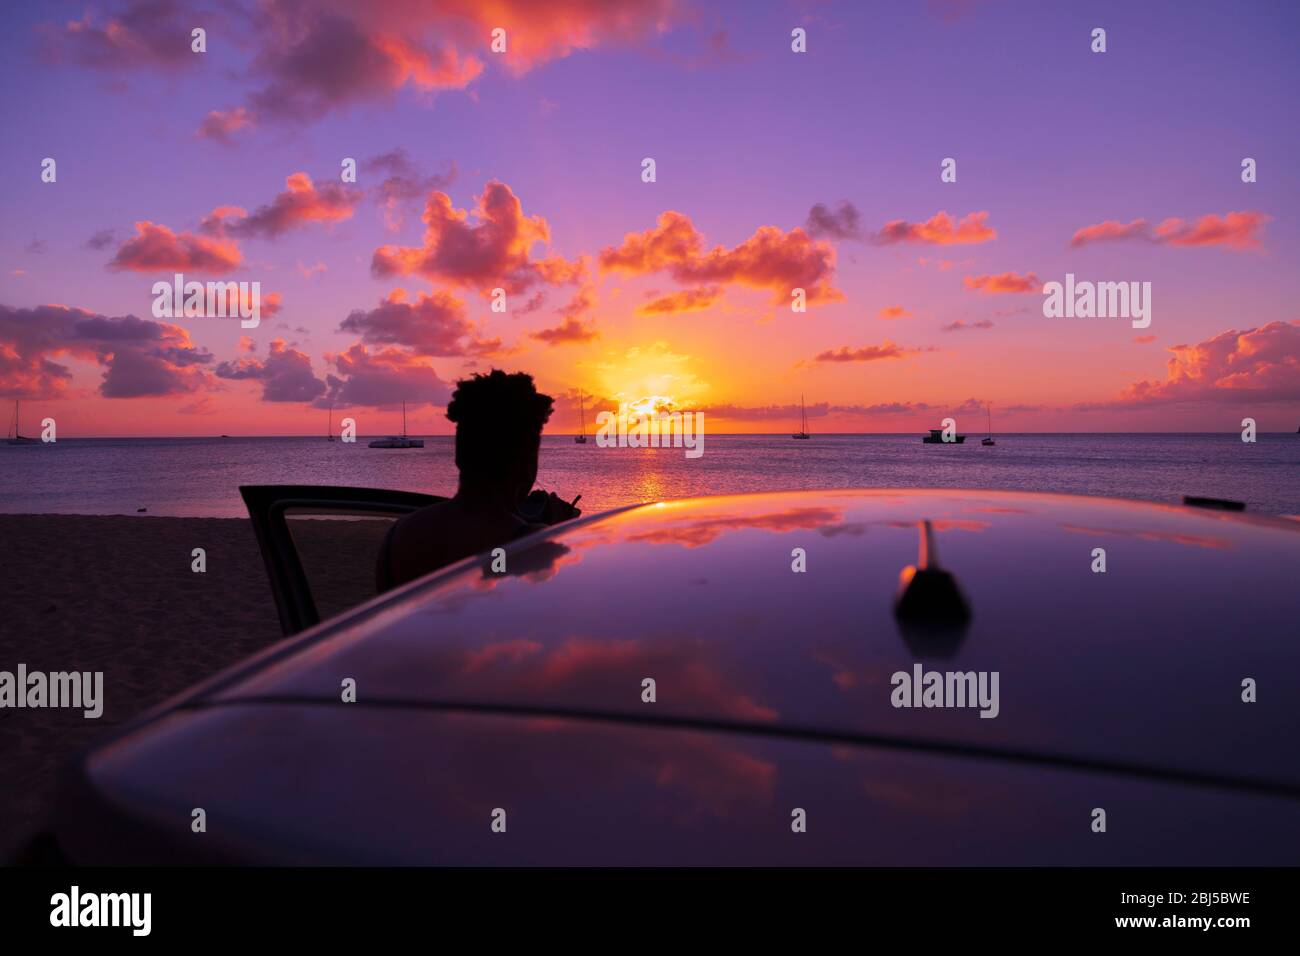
[240,485,445,636]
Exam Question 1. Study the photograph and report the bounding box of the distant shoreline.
[3,431,1297,441]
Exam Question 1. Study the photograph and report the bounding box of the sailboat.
[792,394,811,440]
[327,403,335,442]
[7,400,38,445]
[368,401,424,448]
[982,406,996,446]
[574,391,588,444]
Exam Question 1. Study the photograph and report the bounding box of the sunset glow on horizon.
[2,0,1297,437]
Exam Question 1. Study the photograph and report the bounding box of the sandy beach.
[0,514,285,854]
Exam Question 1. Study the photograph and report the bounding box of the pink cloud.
[325,343,450,409]
[1071,211,1270,251]
[338,289,499,356]
[1069,218,1149,247]
[875,211,996,245]
[196,107,253,143]
[813,342,934,363]
[108,221,242,273]
[372,181,582,295]
[1081,321,1300,409]
[215,338,326,402]
[531,317,598,346]
[1154,211,1270,250]
[639,286,722,316]
[39,1,197,70]
[601,211,841,305]
[202,172,361,239]
[0,303,213,399]
[942,319,995,332]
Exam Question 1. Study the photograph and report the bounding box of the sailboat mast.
[579,391,586,437]
[402,400,407,438]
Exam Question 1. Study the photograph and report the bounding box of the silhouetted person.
[376,371,580,590]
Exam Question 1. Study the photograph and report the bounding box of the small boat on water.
[369,401,424,449]
[327,403,335,442]
[792,394,811,439]
[982,406,996,446]
[7,400,39,445]
[922,428,965,444]
[574,391,588,444]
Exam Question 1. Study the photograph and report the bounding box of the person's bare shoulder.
[387,500,532,586]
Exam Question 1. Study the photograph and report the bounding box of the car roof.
[187,488,1300,796]
[67,704,1300,865]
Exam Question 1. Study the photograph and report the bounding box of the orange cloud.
[639,286,722,316]
[372,181,582,295]
[878,305,912,319]
[1080,321,1300,409]
[145,0,685,131]
[876,211,996,245]
[600,211,841,305]
[452,0,685,75]
[107,221,242,273]
[963,272,1041,294]
[1071,211,1270,251]
[813,342,933,363]
[531,317,598,346]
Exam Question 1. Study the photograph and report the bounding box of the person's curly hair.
[447,370,554,479]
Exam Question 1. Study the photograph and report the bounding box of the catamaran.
[369,401,424,448]
[574,391,588,444]
[923,428,966,444]
[7,400,38,445]
[792,394,811,440]
[982,406,996,446]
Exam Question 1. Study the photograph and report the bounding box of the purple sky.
[1,0,1297,435]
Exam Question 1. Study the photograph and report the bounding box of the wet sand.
[0,514,286,855]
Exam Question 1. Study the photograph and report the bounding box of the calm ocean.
[1,433,1297,518]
